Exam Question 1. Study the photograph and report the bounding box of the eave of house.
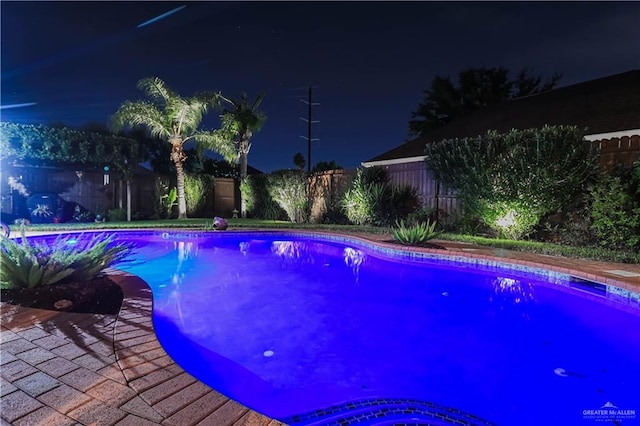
[583,128,640,141]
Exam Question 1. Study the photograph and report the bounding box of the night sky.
[2,1,639,172]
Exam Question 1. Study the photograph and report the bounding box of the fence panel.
[309,170,353,222]
[597,135,640,170]
[381,161,462,222]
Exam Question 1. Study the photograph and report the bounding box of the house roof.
[365,70,640,164]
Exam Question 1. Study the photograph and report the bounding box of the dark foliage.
[409,67,562,138]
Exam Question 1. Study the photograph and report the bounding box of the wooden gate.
[213,178,237,217]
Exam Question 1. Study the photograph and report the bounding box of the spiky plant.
[0,229,133,290]
[392,219,443,246]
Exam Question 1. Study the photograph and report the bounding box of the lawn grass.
[437,233,639,264]
[10,219,639,264]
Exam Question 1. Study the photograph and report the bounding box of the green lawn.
[10,219,639,264]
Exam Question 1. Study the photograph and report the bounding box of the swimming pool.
[59,231,640,424]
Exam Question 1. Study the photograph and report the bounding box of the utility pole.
[299,86,320,173]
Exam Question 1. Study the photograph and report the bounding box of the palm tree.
[220,92,266,217]
[111,77,236,219]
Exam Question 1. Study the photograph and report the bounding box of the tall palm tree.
[111,77,236,219]
[220,92,267,217]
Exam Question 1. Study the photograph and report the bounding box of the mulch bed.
[1,276,124,315]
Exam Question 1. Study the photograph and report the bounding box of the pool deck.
[1,231,639,425]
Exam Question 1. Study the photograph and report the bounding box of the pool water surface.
[76,231,640,424]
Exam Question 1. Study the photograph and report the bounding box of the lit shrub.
[478,200,543,240]
[184,174,212,216]
[266,169,309,222]
[0,229,134,290]
[341,169,378,226]
[239,177,256,214]
[425,125,599,239]
[242,174,287,220]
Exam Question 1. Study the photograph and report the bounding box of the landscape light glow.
[496,210,517,228]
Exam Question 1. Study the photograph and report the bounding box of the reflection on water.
[489,277,535,318]
[271,241,316,266]
[165,240,200,326]
[344,247,366,281]
[239,241,249,255]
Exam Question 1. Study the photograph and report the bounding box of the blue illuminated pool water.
[56,231,640,424]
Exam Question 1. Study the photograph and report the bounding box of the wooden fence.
[309,170,353,222]
[380,161,462,222]
[597,135,640,170]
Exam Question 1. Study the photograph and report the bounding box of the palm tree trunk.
[238,133,251,219]
[175,161,187,219]
[170,137,188,219]
[240,150,248,218]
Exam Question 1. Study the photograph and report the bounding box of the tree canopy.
[219,92,267,217]
[409,67,562,138]
[311,160,343,174]
[293,152,306,170]
[111,77,236,219]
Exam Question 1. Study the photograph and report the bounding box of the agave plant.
[31,204,53,218]
[0,228,134,290]
[392,218,443,246]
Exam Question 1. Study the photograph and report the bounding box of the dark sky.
[2,1,639,172]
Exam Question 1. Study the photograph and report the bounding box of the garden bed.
[0,276,123,315]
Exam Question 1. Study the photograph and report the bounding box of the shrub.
[261,197,286,220]
[589,172,640,251]
[425,125,599,239]
[477,199,543,240]
[239,177,255,214]
[266,169,310,222]
[393,219,442,245]
[107,208,126,222]
[406,207,434,226]
[184,174,212,216]
[391,184,420,222]
[241,174,286,220]
[152,178,177,219]
[342,167,419,226]
[0,229,134,290]
[341,169,377,226]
